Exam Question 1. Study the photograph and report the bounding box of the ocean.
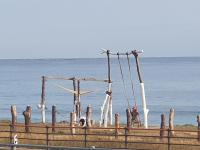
[0,57,200,126]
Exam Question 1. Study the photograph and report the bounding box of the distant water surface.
[0,57,200,125]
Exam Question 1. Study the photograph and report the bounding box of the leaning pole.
[132,50,149,128]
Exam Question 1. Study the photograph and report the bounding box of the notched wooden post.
[23,105,32,133]
[169,108,175,136]
[70,112,76,135]
[86,105,92,127]
[115,113,120,139]
[197,115,200,141]
[11,105,17,131]
[160,114,166,139]
[52,105,56,133]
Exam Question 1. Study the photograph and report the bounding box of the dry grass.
[0,121,200,150]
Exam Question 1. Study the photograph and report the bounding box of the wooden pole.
[70,112,76,135]
[52,105,56,133]
[169,108,175,136]
[126,108,132,129]
[197,115,200,141]
[106,50,113,125]
[76,80,81,118]
[41,76,46,123]
[23,106,32,133]
[11,105,17,131]
[132,50,148,129]
[106,50,111,84]
[160,114,166,139]
[86,105,92,127]
[72,77,76,111]
[115,113,120,139]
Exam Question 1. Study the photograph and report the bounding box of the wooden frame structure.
[102,49,149,128]
[38,76,111,125]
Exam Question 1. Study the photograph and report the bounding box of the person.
[131,106,141,127]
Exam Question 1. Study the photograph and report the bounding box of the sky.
[0,0,200,58]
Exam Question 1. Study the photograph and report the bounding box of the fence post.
[52,105,56,133]
[169,108,175,136]
[11,105,17,132]
[115,113,120,139]
[86,105,92,127]
[84,127,87,148]
[125,127,128,149]
[197,115,200,141]
[46,125,49,149]
[9,124,12,146]
[126,108,132,129]
[160,114,165,139]
[23,105,32,133]
[70,112,76,135]
[168,128,171,150]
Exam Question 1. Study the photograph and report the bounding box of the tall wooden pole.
[132,50,149,128]
[40,76,46,123]
[72,77,76,111]
[106,50,112,125]
[76,80,81,119]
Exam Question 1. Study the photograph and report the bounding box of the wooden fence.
[1,123,200,150]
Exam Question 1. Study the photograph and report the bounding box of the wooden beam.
[45,76,109,83]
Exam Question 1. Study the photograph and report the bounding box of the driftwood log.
[52,105,56,133]
[11,105,17,131]
[70,112,76,135]
[86,105,92,127]
[23,106,32,133]
[115,113,120,139]
[160,114,166,139]
[197,115,200,141]
[169,108,175,136]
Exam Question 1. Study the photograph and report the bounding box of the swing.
[117,52,141,127]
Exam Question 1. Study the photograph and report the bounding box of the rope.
[126,53,138,107]
[117,53,130,108]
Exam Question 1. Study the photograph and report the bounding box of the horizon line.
[0,56,200,60]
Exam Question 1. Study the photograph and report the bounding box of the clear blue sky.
[0,0,200,58]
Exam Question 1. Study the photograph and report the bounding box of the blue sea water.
[0,57,200,126]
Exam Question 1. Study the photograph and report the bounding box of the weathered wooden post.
[86,105,92,127]
[160,114,166,139]
[126,108,132,129]
[23,106,32,133]
[169,108,175,136]
[115,113,120,139]
[52,105,56,133]
[70,112,76,135]
[11,105,17,131]
[197,115,200,141]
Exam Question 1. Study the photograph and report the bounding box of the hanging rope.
[126,53,141,126]
[117,52,130,108]
[126,53,138,107]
